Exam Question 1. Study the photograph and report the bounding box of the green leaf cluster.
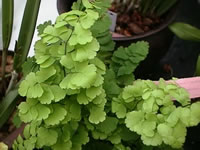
[112,79,200,148]
[13,0,200,150]
[84,116,139,149]
[111,41,149,77]
[90,0,115,64]
[14,1,109,149]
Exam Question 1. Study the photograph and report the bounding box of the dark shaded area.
[57,0,76,14]
[162,0,200,78]
[135,0,200,81]
[161,0,200,149]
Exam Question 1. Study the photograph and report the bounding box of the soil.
[0,52,21,148]
[109,2,165,37]
[0,111,18,142]
[0,54,14,96]
[0,55,13,74]
[0,98,24,149]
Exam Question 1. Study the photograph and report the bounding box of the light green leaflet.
[14,0,200,150]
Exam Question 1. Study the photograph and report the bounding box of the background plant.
[110,0,178,36]
[0,0,41,128]
[12,0,200,150]
[111,0,178,17]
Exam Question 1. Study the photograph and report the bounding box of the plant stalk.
[13,0,41,72]
[1,0,14,93]
[6,71,18,94]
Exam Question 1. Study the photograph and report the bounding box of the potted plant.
[11,1,200,150]
[0,0,41,146]
[56,0,179,79]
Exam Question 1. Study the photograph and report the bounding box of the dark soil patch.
[0,53,14,97]
[0,111,17,142]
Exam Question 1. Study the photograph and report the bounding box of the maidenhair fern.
[115,79,200,148]
[14,1,108,149]
[13,0,200,150]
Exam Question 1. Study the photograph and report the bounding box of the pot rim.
[112,2,179,41]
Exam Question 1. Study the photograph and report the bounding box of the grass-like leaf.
[13,0,41,72]
[169,22,200,42]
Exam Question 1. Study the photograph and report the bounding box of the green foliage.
[113,0,177,17]
[111,41,149,77]
[2,0,13,49]
[104,69,122,99]
[140,0,177,16]
[22,57,39,76]
[112,79,199,149]
[0,87,19,128]
[0,142,8,150]
[0,0,41,129]
[90,2,115,64]
[14,1,109,149]
[169,22,200,42]
[154,0,177,16]
[37,21,52,36]
[12,112,22,128]
[13,1,200,150]
[195,55,200,76]
[13,0,41,72]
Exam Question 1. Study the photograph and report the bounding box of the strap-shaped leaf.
[0,87,18,128]
[2,0,13,49]
[1,0,14,84]
[14,0,41,72]
[169,22,200,42]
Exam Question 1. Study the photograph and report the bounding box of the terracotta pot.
[57,0,179,79]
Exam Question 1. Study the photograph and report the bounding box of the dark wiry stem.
[1,48,8,93]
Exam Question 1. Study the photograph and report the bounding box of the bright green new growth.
[13,0,200,150]
[120,79,200,148]
[14,1,110,149]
